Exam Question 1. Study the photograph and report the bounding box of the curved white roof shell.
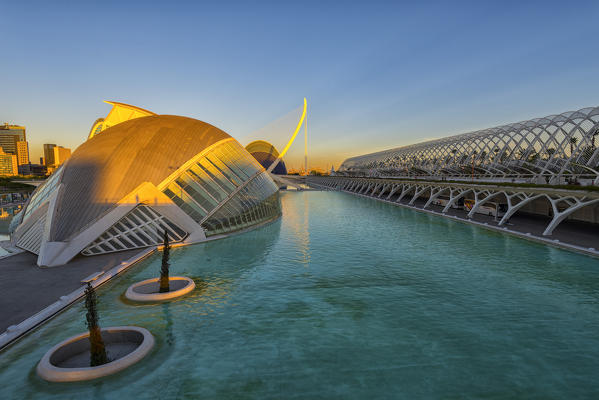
[12,112,281,266]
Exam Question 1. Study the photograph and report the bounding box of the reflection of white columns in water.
[282,193,310,266]
[300,192,310,265]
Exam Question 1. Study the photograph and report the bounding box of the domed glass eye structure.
[245,140,287,175]
[11,104,281,267]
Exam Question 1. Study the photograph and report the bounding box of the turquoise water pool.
[1,191,599,399]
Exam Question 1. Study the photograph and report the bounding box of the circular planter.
[125,276,195,302]
[37,326,154,382]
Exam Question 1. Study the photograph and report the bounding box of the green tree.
[85,283,108,366]
[159,230,171,293]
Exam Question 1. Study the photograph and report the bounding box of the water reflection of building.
[11,102,283,267]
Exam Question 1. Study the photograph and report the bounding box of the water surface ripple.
[1,191,599,399]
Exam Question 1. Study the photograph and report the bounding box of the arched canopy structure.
[339,106,599,183]
[246,140,287,175]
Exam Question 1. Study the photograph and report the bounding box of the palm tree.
[159,231,170,293]
[85,283,108,366]
[570,136,578,156]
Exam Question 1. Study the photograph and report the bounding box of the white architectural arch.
[339,106,599,183]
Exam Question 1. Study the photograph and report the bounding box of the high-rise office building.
[43,144,71,170]
[0,124,25,154]
[16,141,29,165]
[0,124,29,166]
[54,146,71,166]
[43,144,56,167]
[0,147,18,176]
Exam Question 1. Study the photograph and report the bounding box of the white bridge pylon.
[267,97,307,174]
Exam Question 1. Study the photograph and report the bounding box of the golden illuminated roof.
[87,101,157,139]
[245,140,281,158]
[52,115,230,241]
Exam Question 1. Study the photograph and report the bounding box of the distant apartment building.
[0,147,19,176]
[0,123,30,169]
[16,141,29,165]
[43,144,71,172]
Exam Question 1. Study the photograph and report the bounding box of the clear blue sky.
[2,1,599,169]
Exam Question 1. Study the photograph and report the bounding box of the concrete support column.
[396,184,415,204]
[385,185,401,200]
[467,190,503,218]
[442,188,472,213]
[543,197,599,236]
[498,193,544,226]
[423,187,449,209]
[409,185,430,205]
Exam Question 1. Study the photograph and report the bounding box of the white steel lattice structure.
[81,205,188,255]
[339,107,599,184]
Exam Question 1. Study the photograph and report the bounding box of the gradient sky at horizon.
[2,1,599,170]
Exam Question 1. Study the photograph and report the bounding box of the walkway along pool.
[1,191,599,398]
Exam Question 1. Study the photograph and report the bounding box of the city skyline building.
[42,144,55,167]
[0,147,19,176]
[0,124,30,171]
[0,124,26,155]
[43,144,71,171]
[16,141,29,166]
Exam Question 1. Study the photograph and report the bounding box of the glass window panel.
[198,157,239,189]
[186,166,228,201]
[127,211,146,226]
[108,239,123,250]
[205,153,246,185]
[141,225,160,242]
[99,243,113,252]
[136,229,155,245]
[127,234,145,247]
[215,146,255,180]
[176,177,217,212]
[116,235,135,247]
[138,206,158,220]
[168,182,207,219]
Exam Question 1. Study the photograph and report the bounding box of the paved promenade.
[0,249,142,334]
